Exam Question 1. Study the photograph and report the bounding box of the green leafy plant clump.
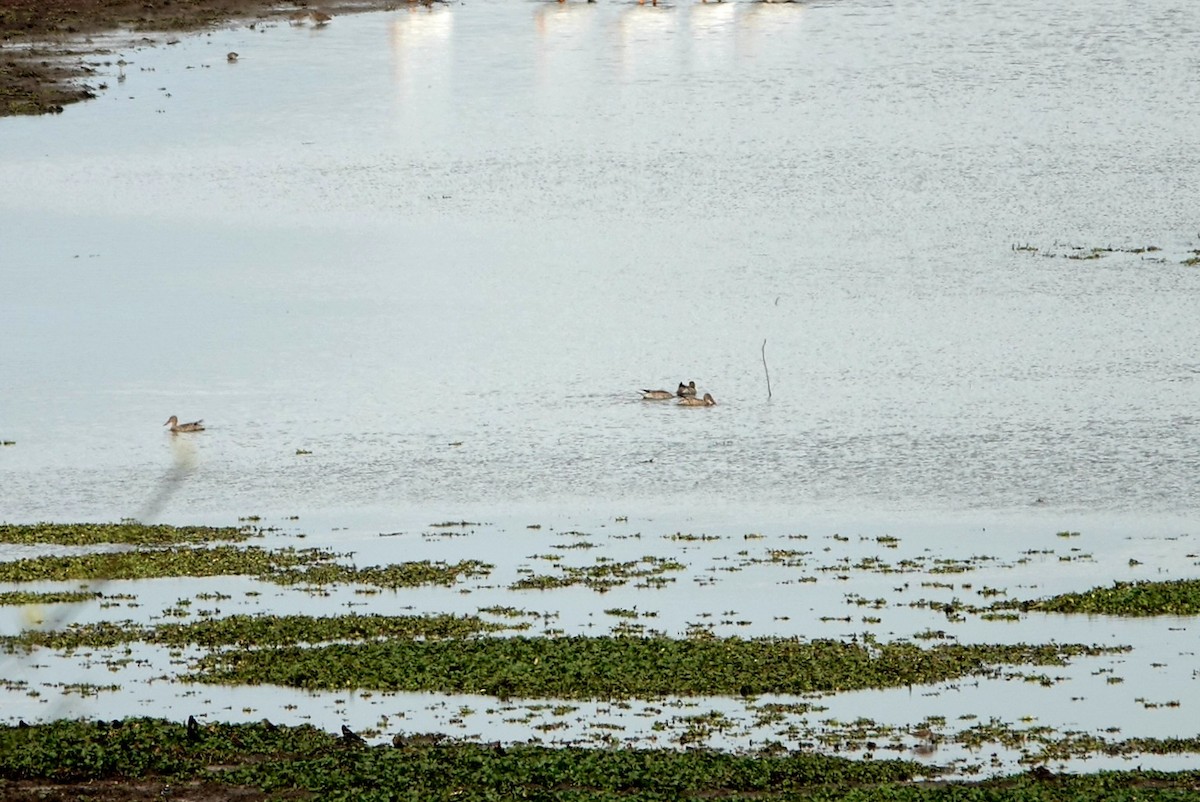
[2,613,512,652]
[0,522,255,546]
[4,718,1200,801]
[0,545,328,583]
[511,556,684,591]
[193,636,1120,699]
[0,717,935,798]
[0,590,101,607]
[0,545,492,589]
[270,559,492,589]
[995,579,1200,617]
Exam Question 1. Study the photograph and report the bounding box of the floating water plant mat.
[0,613,515,651]
[0,523,256,546]
[0,545,490,587]
[3,719,1200,802]
[191,636,1120,698]
[988,579,1200,617]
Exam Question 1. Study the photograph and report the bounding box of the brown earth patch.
[0,778,311,801]
[0,0,418,116]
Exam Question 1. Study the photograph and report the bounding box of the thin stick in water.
[761,338,772,399]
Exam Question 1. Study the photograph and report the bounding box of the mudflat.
[0,0,407,115]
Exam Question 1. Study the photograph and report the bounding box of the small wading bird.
[289,9,332,25]
[678,393,716,407]
[164,415,205,433]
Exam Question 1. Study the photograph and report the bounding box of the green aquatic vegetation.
[0,545,324,582]
[55,682,121,697]
[0,522,255,546]
[510,556,684,592]
[0,589,100,606]
[912,629,952,640]
[748,701,825,727]
[477,605,540,619]
[2,613,509,652]
[993,579,1200,616]
[666,532,723,541]
[0,718,935,798]
[0,545,490,589]
[675,710,738,746]
[929,556,996,574]
[951,718,1200,763]
[269,559,492,589]
[6,718,1200,800]
[192,636,1120,699]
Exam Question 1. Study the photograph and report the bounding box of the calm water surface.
[1,0,1198,775]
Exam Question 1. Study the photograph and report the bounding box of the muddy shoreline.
[0,0,413,116]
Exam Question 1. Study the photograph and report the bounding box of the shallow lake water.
[1,0,1199,778]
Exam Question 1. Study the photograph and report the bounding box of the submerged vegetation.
[193,636,1120,699]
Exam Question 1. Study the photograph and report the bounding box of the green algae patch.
[0,545,491,589]
[192,636,1119,699]
[993,579,1200,617]
[2,613,510,652]
[0,590,101,607]
[0,522,255,546]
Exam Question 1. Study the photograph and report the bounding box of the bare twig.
[761,338,772,400]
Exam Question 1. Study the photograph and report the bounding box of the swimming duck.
[677,393,716,407]
[676,381,697,397]
[164,415,205,433]
[641,389,675,400]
